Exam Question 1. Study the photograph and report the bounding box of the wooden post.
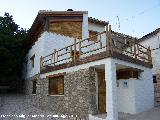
[147,47,152,64]
[79,40,81,58]
[54,49,56,65]
[100,34,102,48]
[74,39,77,64]
[109,25,113,56]
[134,43,137,59]
[70,45,73,62]
[105,25,110,55]
[57,50,58,63]
[137,44,139,57]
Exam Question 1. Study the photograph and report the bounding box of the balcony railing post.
[70,45,73,63]
[74,38,77,64]
[100,34,102,48]
[105,25,110,55]
[54,49,56,65]
[79,40,81,58]
[134,43,137,59]
[109,25,113,56]
[147,47,152,64]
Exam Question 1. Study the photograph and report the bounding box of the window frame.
[116,68,142,80]
[89,30,99,41]
[30,54,35,68]
[48,74,65,96]
[32,80,37,94]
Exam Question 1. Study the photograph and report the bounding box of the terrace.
[40,25,152,73]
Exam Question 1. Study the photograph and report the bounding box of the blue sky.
[0,0,160,38]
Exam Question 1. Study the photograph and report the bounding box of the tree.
[0,13,27,92]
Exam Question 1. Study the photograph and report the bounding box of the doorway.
[97,69,106,113]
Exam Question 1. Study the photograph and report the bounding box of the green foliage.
[0,13,27,90]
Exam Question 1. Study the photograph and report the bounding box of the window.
[30,54,35,68]
[153,75,157,83]
[49,76,64,95]
[89,30,98,41]
[32,80,37,94]
[116,68,141,80]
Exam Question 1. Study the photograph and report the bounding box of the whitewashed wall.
[43,32,74,57]
[80,23,106,58]
[139,32,160,75]
[24,32,74,79]
[117,79,136,113]
[115,59,154,114]
[88,23,105,32]
[24,33,45,79]
[82,13,89,39]
[117,74,154,114]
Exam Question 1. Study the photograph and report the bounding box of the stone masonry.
[24,67,98,119]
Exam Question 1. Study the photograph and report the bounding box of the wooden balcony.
[40,25,152,74]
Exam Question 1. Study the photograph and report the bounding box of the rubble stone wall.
[24,67,98,118]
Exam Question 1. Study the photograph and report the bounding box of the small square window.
[116,68,141,80]
[32,80,37,94]
[153,75,157,83]
[49,76,64,95]
[30,54,35,68]
[89,30,98,41]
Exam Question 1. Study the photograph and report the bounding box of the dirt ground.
[119,107,160,120]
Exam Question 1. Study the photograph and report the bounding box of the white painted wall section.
[139,32,160,75]
[88,23,105,32]
[115,59,154,114]
[82,13,89,39]
[117,79,136,114]
[134,68,154,113]
[105,59,118,120]
[24,32,74,79]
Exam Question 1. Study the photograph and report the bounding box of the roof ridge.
[139,28,160,41]
[112,30,138,39]
[88,17,109,26]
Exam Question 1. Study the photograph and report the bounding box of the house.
[138,28,160,77]
[23,10,154,120]
[138,28,160,105]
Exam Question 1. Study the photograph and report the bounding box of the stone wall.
[24,67,97,119]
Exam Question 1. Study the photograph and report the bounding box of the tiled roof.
[88,17,109,26]
[139,28,160,41]
[112,30,137,40]
[24,10,109,49]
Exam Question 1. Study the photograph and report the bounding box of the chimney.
[67,9,74,11]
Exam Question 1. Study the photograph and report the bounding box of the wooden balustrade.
[40,25,152,69]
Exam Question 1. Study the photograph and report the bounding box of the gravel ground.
[0,94,160,120]
[0,94,72,120]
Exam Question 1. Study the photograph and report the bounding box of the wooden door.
[97,70,106,113]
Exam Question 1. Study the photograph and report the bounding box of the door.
[97,70,106,113]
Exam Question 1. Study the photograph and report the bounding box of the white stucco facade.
[24,12,109,79]
[24,32,75,79]
[82,13,89,39]
[139,32,160,75]
[88,23,105,32]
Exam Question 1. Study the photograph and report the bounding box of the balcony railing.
[40,25,152,69]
